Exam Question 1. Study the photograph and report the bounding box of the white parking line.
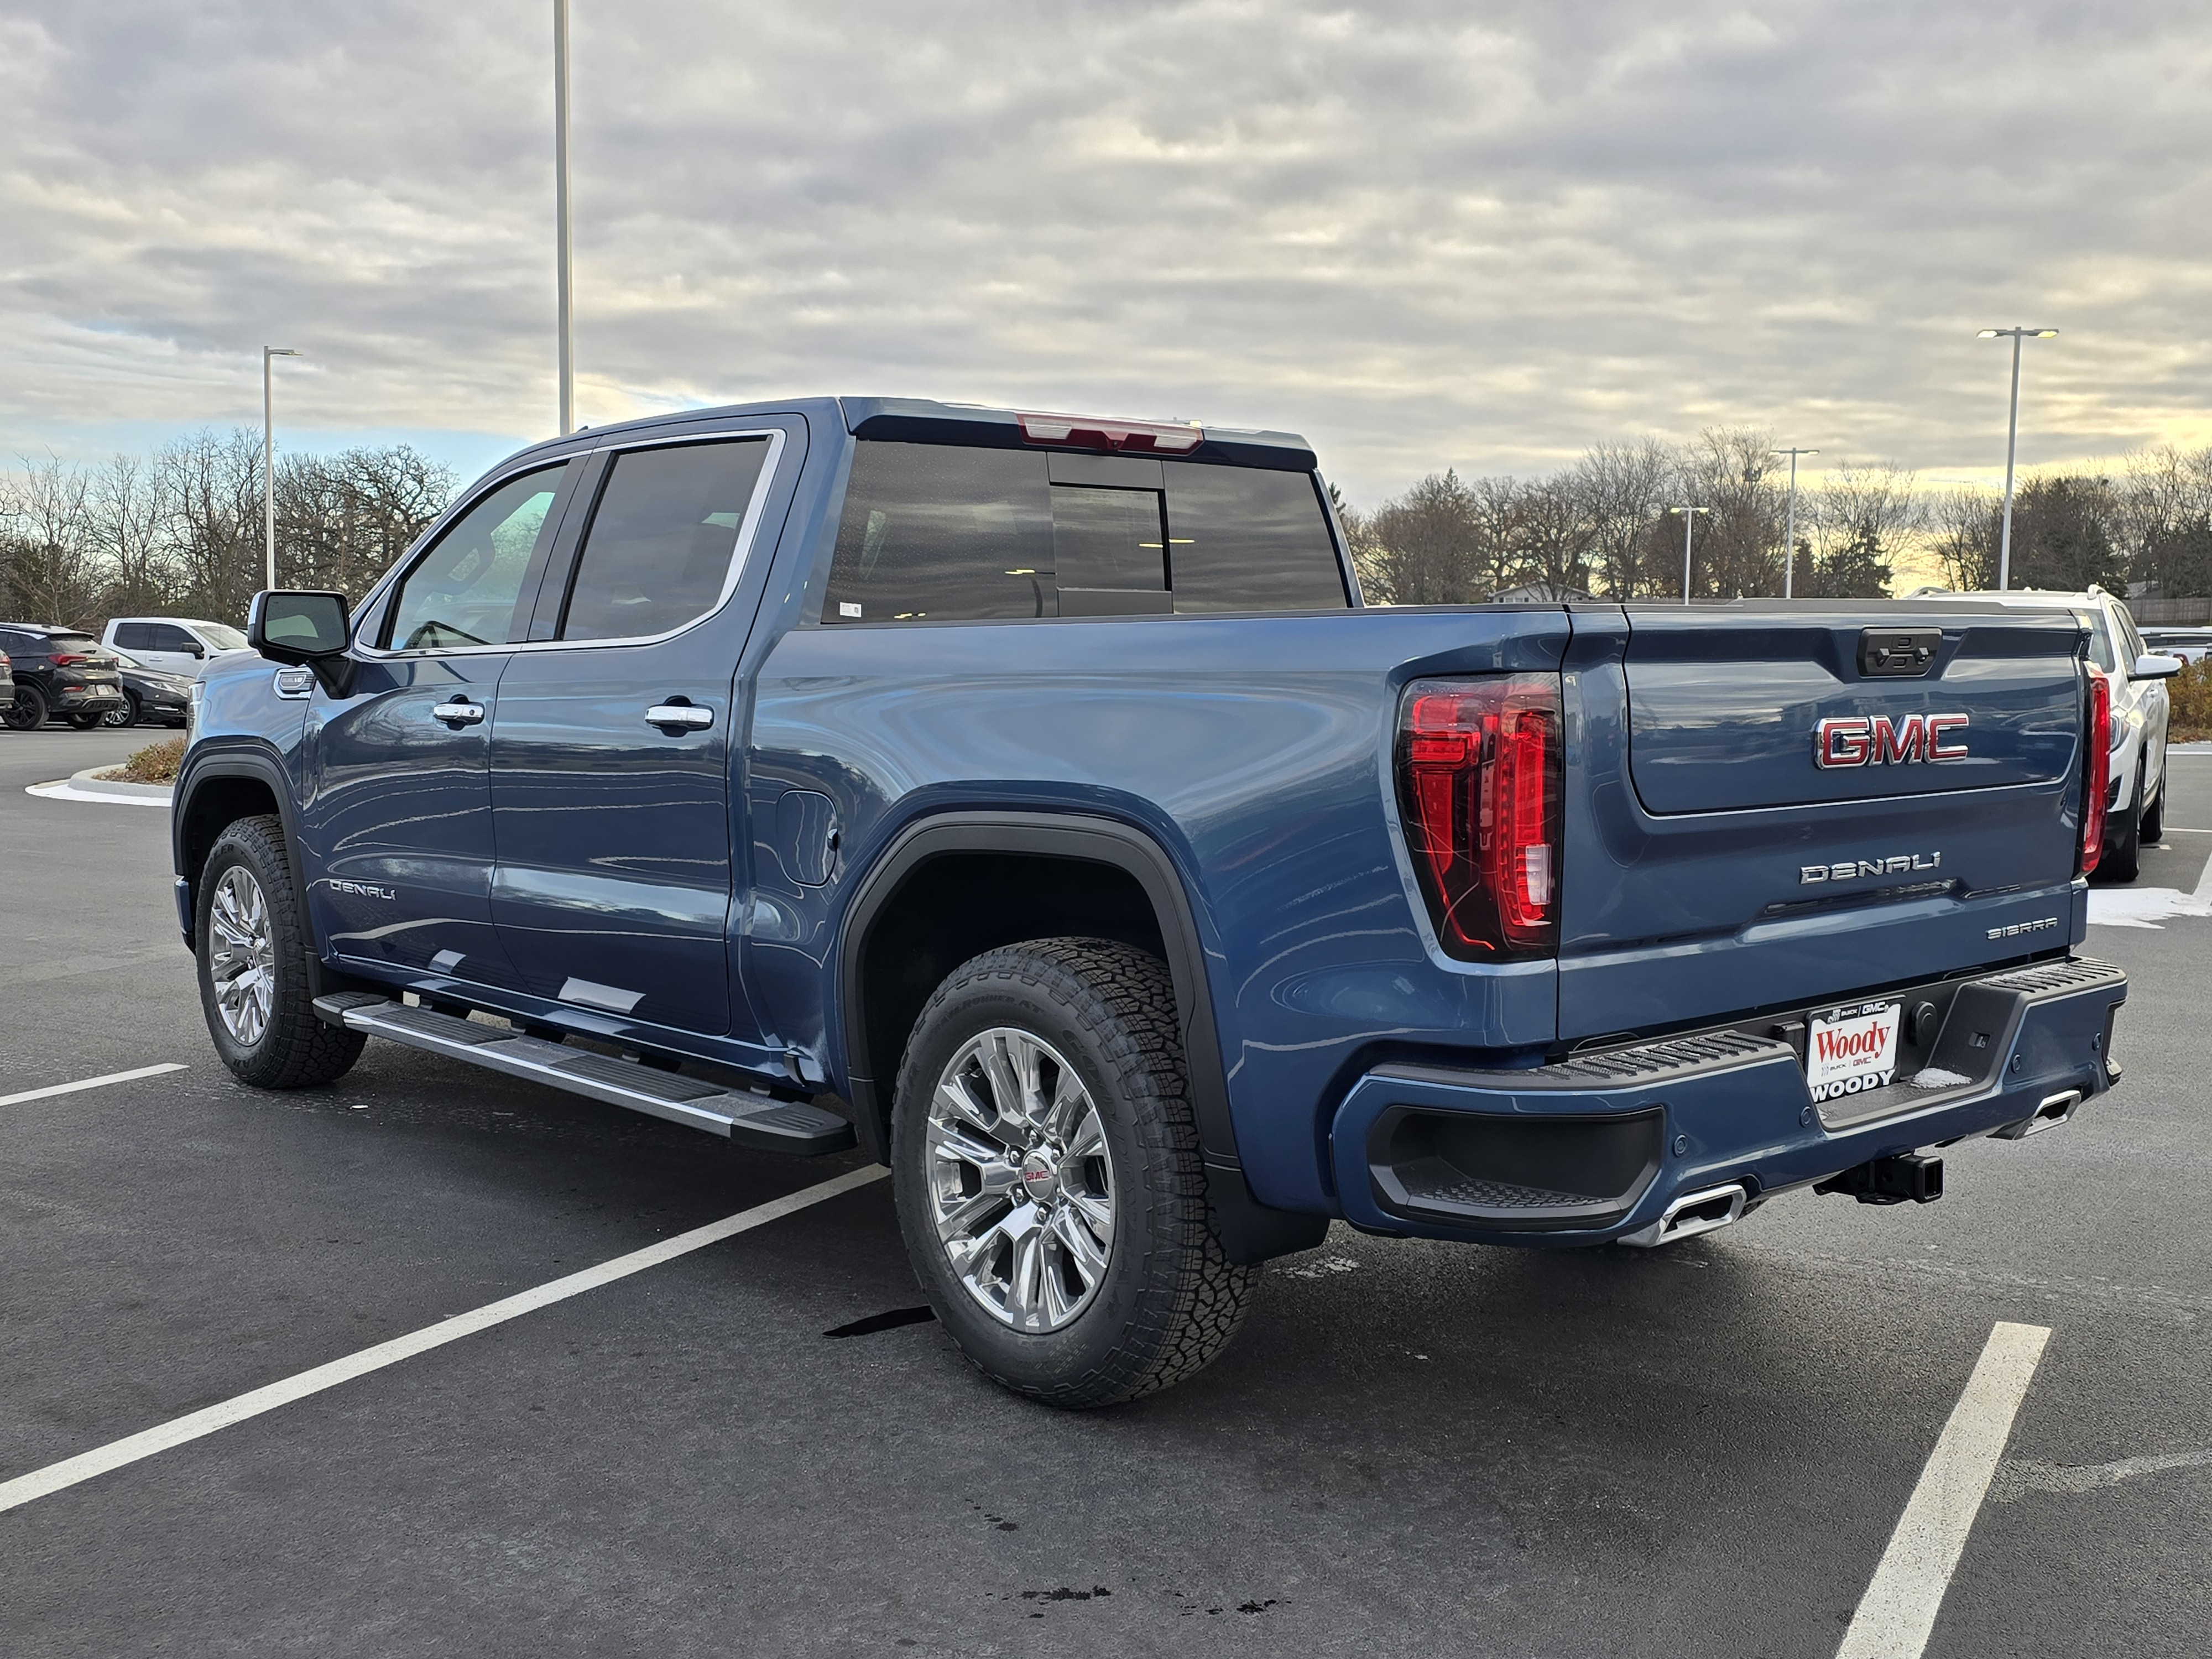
[0,1164,888,1517]
[0,1063,187,1109]
[1835,1321,2052,1659]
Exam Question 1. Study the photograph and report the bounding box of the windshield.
[199,624,249,651]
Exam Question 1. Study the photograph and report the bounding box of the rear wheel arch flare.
[836,812,1233,1170]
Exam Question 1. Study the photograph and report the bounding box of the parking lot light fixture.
[1668,505,1710,604]
[1978,327,2059,591]
[1772,448,1818,599]
[262,347,302,591]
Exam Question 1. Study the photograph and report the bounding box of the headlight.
[2109,711,2132,751]
[186,680,205,742]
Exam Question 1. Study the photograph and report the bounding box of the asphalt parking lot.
[3,727,2208,1659]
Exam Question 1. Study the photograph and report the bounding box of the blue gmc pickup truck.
[176,396,2128,1407]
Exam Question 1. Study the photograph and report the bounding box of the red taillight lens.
[2079,670,2110,875]
[50,652,85,666]
[1397,675,1562,959]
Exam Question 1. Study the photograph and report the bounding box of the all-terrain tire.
[196,815,366,1088]
[890,938,1253,1408]
[2139,757,2165,844]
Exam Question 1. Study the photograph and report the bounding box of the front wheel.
[891,938,1253,1408]
[103,695,140,729]
[66,711,107,731]
[195,815,365,1088]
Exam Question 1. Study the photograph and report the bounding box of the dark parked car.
[0,625,126,731]
[101,648,196,729]
[0,648,13,711]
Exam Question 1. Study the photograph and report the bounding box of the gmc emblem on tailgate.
[1814,713,1969,769]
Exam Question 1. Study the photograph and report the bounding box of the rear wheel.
[891,938,1252,1408]
[196,815,365,1088]
[2139,752,2165,843]
[4,685,48,731]
[2101,769,2143,884]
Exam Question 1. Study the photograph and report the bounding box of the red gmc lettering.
[1928,712,1969,759]
[1816,716,1871,768]
[1871,714,1928,764]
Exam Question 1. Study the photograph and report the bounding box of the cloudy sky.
[4,1,2210,505]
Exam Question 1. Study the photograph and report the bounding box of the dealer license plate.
[1806,1000,1902,1103]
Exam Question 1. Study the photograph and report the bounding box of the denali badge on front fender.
[1814,712,1969,768]
[1801,852,1942,884]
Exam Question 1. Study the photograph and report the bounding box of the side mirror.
[248,590,354,696]
[2132,652,2184,680]
[189,644,206,659]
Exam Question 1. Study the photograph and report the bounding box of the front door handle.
[431,700,486,728]
[646,703,714,733]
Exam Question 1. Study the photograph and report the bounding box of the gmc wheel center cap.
[1018,1149,1060,1203]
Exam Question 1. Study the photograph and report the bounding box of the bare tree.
[90,453,171,617]
[1569,439,1671,598]
[1805,464,1918,598]
[1,454,101,627]
[1927,487,1999,591]
[2118,444,2212,599]
[1360,469,1485,604]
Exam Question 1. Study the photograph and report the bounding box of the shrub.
[114,736,186,785]
[2167,658,2212,742]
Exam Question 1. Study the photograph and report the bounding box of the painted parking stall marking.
[0,1165,886,1517]
[1835,1321,2053,1659]
[0,1063,187,1110]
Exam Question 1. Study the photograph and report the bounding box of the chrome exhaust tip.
[1618,1182,1749,1249]
[1995,1088,2084,1140]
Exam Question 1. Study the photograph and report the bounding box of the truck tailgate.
[1558,604,2089,1042]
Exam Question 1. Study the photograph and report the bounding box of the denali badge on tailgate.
[1814,712,1968,768]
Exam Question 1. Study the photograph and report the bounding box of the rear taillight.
[50,651,85,667]
[1397,675,1562,959]
[2079,670,2110,875]
[1016,411,1203,453]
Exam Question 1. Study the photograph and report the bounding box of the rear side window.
[559,438,772,641]
[822,442,1347,622]
[112,622,153,650]
[386,463,566,650]
[150,624,200,651]
[822,444,1053,622]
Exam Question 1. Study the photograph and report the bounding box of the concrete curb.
[24,766,175,808]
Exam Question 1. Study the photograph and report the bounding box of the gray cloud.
[3,1,2210,503]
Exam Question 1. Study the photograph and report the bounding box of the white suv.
[100,617,254,679]
[1907,586,2180,880]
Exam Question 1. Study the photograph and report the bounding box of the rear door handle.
[431,701,486,727]
[646,703,714,732]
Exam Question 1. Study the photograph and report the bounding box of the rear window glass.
[559,439,772,641]
[821,442,1347,623]
[1162,463,1346,613]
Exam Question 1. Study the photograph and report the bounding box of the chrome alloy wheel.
[208,865,277,1046]
[926,1027,1116,1333]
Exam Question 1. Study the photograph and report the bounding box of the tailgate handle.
[1859,628,1940,677]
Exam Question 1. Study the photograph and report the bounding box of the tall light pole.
[1772,446,1818,599]
[1669,505,1709,606]
[1977,326,2058,590]
[554,0,574,436]
[262,346,302,591]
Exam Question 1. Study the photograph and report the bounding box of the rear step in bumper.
[314,993,855,1156]
[1327,955,2126,1246]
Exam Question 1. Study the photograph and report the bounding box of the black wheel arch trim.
[836,808,1328,1266]
[171,742,343,999]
